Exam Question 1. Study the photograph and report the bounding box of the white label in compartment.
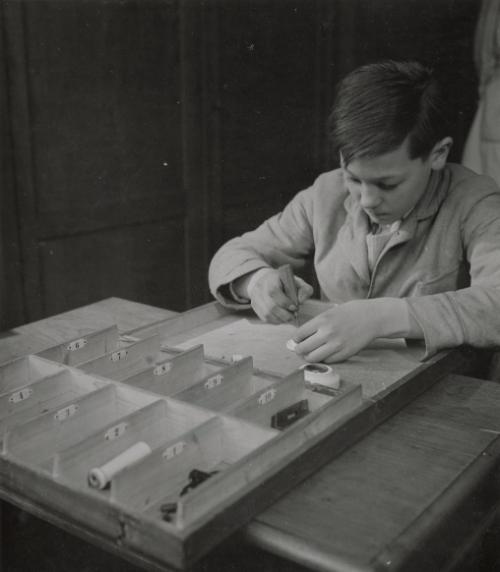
[162,441,185,460]
[153,363,172,376]
[104,422,128,441]
[204,374,223,390]
[258,388,277,405]
[9,388,33,404]
[110,349,128,362]
[54,403,79,422]
[66,338,88,351]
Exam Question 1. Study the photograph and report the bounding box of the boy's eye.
[347,176,361,185]
[377,182,398,191]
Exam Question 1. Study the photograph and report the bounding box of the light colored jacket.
[209,164,500,358]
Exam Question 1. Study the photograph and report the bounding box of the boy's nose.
[359,185,382,209]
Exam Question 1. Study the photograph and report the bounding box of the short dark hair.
[328,60,450,165]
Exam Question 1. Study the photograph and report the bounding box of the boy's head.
[328,60,451,166]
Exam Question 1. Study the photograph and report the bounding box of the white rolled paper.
[88,441,152,490]
[300,363,341,389]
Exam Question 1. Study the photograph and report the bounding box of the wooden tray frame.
[0,301,486,571]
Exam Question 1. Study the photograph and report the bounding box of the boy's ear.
[430,137,453,170]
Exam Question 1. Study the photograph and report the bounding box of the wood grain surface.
[246,373,500,571]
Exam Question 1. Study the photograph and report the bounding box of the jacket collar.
[414,166,450,221]
[343,166,451,229]
[340,166,451,277]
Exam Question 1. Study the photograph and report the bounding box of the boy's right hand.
[248,269,313,324]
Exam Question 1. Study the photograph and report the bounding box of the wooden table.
[1,298,499,572]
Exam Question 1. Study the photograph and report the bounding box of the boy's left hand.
[293,298,411,362]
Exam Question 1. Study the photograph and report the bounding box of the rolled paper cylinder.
[300,363,341,389]
[88,441,152,490]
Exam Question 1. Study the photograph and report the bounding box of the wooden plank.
[371,434,500,572]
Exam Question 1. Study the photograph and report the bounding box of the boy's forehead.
[342,139,416,179]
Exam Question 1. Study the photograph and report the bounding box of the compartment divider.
[78,335,160,380]
[37,325,120,366]
[229,369,306,427]
[110,416,224,512]
[51,399,169,483]
[172,357,254,411]
[123,345,206,395]
[3,384,119,464]
[0,370,106,436]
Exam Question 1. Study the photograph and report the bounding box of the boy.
[209,60,500,363]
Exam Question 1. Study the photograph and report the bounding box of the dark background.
[1,0,480,329]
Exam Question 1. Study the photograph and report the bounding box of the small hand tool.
[278,264,299,326]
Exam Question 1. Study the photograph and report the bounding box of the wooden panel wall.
[1,0,479,327]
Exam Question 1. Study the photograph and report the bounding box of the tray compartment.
[78,335,161,381]
[37,326,120,366]
[110,415,277,518]
[172,357,262,411]
[52,397,216,487]
[3,381,159,466]
[0,355,67,394]
[0,368,108,436]
[124,345,208,394]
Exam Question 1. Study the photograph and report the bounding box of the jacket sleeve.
[406,188,500,358]
[208,186,316,308]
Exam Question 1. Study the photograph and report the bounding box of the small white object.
[88,441,152,490]
[54,403,79,422]
[111,349,128,362]
[154,362,172,376]
[9,388,33,404]
[286,339,298,352]
[104,422,128,441]
[300,363,341,389]
[232,354,244,362]
[66,338,88,352]
[205,374,223,389]
[258,388,277,405]
[162,441,185,461]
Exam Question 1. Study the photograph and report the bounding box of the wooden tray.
[0,302,368,570]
